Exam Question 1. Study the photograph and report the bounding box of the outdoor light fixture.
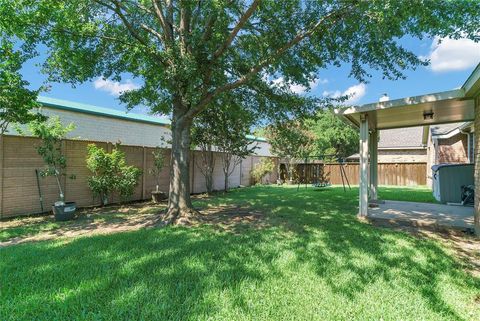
[423,110,434,120]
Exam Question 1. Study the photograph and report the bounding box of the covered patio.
[336,63,480,235]
[368,200,474,232]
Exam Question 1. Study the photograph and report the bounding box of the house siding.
[7,106,273,156]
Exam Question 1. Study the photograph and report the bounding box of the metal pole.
[35,169,44,213]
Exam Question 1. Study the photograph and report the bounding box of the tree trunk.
[222,154,231,192]
[164,116,199,224]
[206,171,213,194]
[224,171,228,192]
[205,148,214,194]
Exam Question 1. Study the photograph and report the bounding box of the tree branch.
[179,1,192,54]
[92,0,167,66]
[201,14,217,42]
[152,0,173,44]
[212,0,260,59]
[94,0,149,47]
[141,23,164,44]
[181,5,353,122]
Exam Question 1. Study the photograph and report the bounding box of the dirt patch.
[0,202,265,247]
[185,205,266,233]
[0,203,167,247]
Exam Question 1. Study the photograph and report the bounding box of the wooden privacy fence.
[291,162,426,186]
[0,135,278,218]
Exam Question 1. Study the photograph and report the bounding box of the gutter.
[462,63,480,97]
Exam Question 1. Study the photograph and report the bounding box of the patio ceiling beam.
[340,89,464,115]
[335,89,475,130]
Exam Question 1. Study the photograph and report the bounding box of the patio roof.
[335,63,480,130]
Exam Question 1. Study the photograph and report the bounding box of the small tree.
[86,144,142,205]
[191,116,216,194]
[29,117,75,203]
[251,158,275,185]
[215,106,257,192]
[266,121,315,183]
[193,104,257,193]
[148,147,166,192]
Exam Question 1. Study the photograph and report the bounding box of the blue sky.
[21,36,480,116]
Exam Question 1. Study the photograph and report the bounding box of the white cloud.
[94,78,140,96]
[271,76,328,94]
[323,83,366,104]
[425,37,480,72]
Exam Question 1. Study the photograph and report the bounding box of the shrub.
[251,158,275,184]
[117,165,142,202]
[86,144,142,204]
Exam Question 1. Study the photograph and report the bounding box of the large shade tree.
[5,0,479,223]
[266,120,315,183]
[309,109,359,160]
[0,14,44,134]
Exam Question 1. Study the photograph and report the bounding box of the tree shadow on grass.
[2,186,479,320]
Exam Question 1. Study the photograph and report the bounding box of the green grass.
[1,186,478,321]
[0,219,62,242]
[378,185,438,203]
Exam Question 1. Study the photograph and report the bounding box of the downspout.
[460,128,471,163]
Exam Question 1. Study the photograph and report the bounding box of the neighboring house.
[8,96,272,155]
[347,126,427,163]
[347,121,476,187]
[426,121,475,186]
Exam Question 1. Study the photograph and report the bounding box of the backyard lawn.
[1,185,478,321]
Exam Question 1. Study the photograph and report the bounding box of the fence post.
[142,147,146,199]
[61,140,67,200]
[191,151,195,194]
[239,158,243,186]
[250,156,254,185]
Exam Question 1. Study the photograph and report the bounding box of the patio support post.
[369,130,378,202]
[359,113,369,217]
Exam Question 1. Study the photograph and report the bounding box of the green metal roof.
[38,96,268,142]
[38,96,171,126]
[245,134,268,143]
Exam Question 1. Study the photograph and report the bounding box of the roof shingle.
[378,127,424,148]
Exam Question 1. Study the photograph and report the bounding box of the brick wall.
[437,133,469,164]
[0,135,278,218]
[377,149,427,163]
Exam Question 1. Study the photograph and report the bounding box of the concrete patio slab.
[368,200,474,232]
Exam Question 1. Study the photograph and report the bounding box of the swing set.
[295,155,351,192]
